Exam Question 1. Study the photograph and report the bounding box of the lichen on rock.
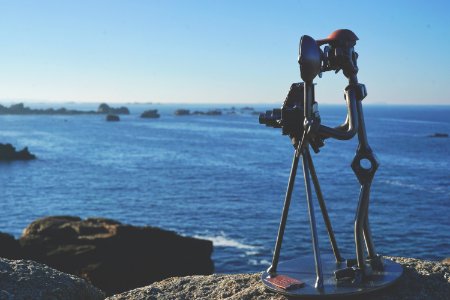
[107,257,450,300]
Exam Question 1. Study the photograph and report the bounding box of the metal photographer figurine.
[259,29,402,298]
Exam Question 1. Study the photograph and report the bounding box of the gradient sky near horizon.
[1,0,449,104]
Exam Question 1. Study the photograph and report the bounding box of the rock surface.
[107,257,450,300]
[19,216,213,296]
[0,143,36,161]
[0,257,104,300]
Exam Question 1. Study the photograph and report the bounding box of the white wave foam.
[248,259,271,266]
[194,233,258,250]
[380,179,424,191]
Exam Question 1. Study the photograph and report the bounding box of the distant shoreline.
[0,102,129,116]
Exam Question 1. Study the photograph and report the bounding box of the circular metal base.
[261,255,403,298]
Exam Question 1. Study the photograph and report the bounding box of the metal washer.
[261,255,403,298]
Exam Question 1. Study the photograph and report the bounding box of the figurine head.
[298,35,322,83]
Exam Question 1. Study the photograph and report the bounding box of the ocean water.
[1,103,449,273]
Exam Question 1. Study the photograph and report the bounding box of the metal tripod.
[266,82,343,290]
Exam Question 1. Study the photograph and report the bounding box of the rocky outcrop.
[107,257,450,300]
[106,114,120,121]
[0,232,22,258]
[19,216,213,296]
[97,103,130,115]
[0,143,36,161]
[140,109,160,118]
[0,258,104,300]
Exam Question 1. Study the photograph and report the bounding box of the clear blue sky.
[1,0,449,104]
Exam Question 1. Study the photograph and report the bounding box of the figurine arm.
[318,85,359,140]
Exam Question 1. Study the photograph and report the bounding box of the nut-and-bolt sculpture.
[259,29,403,298]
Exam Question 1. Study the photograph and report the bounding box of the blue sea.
[1,103,449,273]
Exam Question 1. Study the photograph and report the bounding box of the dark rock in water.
[428,133,448,138]
[97,103,110,113]
[205,109,222,116]
[106,114,120,122]
[140,109,160,118]
[0,232,22,259]
[174,109,190,116]
[178,109,222,116]
[0,143,36,161]
[0,258,104,300]
[192,110,205,115]
[19,216,213,296]
[97,103,130,115]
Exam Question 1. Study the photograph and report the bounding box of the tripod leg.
[267,150,300,274]
[302,148,324,289]
[305,148,343,262]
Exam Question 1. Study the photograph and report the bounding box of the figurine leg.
[363,198,376,259]
[354,183,371,272]
[302,147,323,289]
[267,150,300,274]
[351,100,380,275]
[305,148,343,262]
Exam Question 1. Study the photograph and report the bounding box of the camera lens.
[258,111,271,125]
[259,109,282,128]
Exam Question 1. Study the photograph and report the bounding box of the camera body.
[259,83,324,151]
[259,29,362,153]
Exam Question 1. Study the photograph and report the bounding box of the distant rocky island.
[0,103,130,115]
[173,107,261,116]
[174,109,222,116]
[0,143,36,161]
[0,103,263,120]
[97,103,130,115]
[140,109,160,118]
